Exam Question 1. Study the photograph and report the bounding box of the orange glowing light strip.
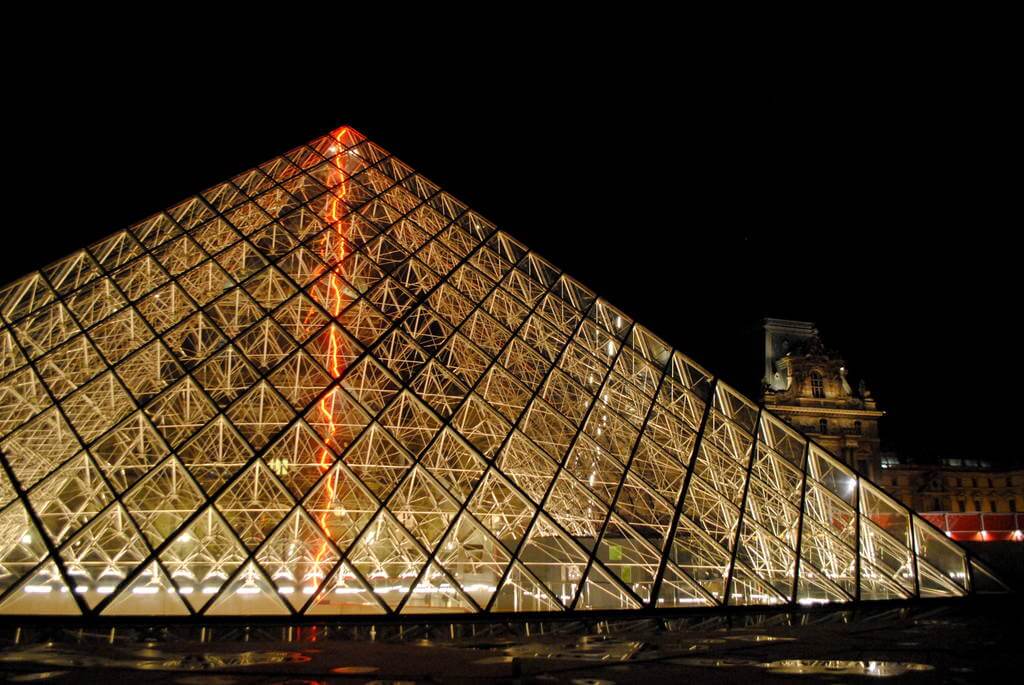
[311,127,355,578]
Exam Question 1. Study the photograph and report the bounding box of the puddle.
[671,657,761,668]
[504,639,644,661]
[138,651,311,670]
[0,648,309,672]
[328,666,379,675]
[761,660,934,677]
[473,656,517,664]
[6,674,70,683]
[723,634,796,643]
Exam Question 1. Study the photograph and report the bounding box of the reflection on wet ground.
[762,659,934,676]
[0,598,1018,683]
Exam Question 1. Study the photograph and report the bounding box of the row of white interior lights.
[22,566,497,598]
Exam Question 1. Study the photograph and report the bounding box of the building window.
[990,500,998,512]
[819,418,828,434]
[810,372,825,399]
[972,478,978,488]
[1011,500,1017,513]
[974,500,982,512]
[853,420,862,434]
[958,500,966,512]
[931,498,941,511]
[988,478,993,488]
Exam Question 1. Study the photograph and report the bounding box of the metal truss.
[0,126,1006,619]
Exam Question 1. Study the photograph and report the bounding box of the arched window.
[810,371,825,398]
[819,418,828,434]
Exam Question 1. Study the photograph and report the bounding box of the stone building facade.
[759,319,1024,534]
[879,460,1023,514]
[761,318,884,480]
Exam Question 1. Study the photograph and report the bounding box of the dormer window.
[810,371,825,399]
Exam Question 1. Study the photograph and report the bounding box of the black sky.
[6,38,1017,465]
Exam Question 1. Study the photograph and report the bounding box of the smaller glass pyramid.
[0,126,1005,618]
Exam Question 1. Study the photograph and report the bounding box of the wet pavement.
[0,599,1018,683]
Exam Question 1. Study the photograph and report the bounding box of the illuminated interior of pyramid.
[0,126,1005,617]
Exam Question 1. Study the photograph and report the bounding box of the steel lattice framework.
[0,126,1005,618]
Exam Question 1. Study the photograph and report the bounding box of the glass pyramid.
[0,126,1003,618]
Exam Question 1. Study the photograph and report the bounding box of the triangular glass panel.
[59,503,149,608]
[388,467,459,552]
[263,420,335,499]
[304,561,385,615]
[101,561,189,616]
[496,431,557,505]
[435,512,510,610]
[28,453,113,545]
[544,473,608,554]
[0,500,50,596]
[0,469,14,510]
[205,560,290,616]
[732,519,796,601]
[0,559,80,615]
[267,350,332,411]
[860,480,911,548]
[859,518,915,596]
[970,559,1010,594]
[419,428,486,503]
[667,516,734,602]
[799,519,857,598]
[401,562,478,614]
[378,391,441,457]
[348,510,427,610]
[598,515,668,605]
[657,562,715,608]
[215,459,295,549]
[159,506,247,611]
[302,460,379,553]
[917,558,966,598]
[226,381,295,450]
[177,416,253,495]
[860,558,914,601]
[89,412,169,493]
[255,508,338,609]
[796,567,852,606]
[912,515,968,591]
[2,407,82,490]
[468,469,537,552]
[517,516,592,609]
[304,386,371,454]
[727,565,788,606]
[342,423,413,500]
[575,559,642,610]
[564,433,626,506]
[123,456,205,546]
[491,560,562,613]
[612,474,676,548]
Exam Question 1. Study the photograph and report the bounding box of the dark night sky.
[6,39,1017,465]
